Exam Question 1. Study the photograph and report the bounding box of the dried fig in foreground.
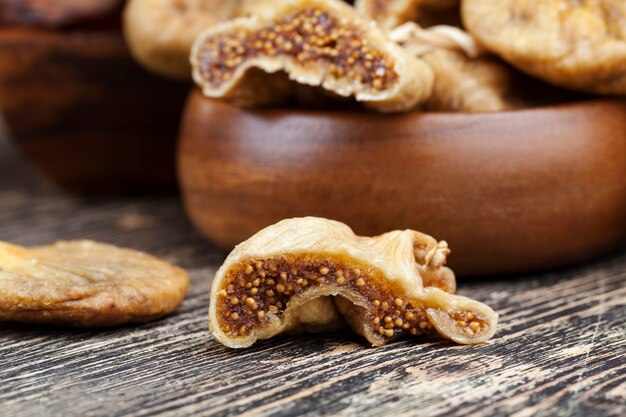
[0,0,123,28]
[0,240,189,326]
[208,217,498,348]
[124,0,258,79]
[191,0,433,112]
[390,23,517,112]
[462,0,626,94]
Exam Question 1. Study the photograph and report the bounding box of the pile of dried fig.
[123,0,623,112]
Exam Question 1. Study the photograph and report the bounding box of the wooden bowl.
[178,90,626,276]
[0,27,188,194]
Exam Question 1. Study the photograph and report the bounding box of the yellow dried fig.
[462,0,626,94]
[0,240,189,327]
[191,0,433,112]
[355,0,460,31]
[208,217,498,348]
[424,50,516,112]
[355,0,421,31]
[391,22,516,112]
[123,0,259,79]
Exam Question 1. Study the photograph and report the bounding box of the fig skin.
[424,49,516,112]
[354,0,460,31]
[355,0,422,31]
[0,240,189,327]
[123,0,259,79]
[462,0,626,94]
[390,22,518,112]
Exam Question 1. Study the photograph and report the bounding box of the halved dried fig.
[390,22,516,112]
[462,0,626,94]
[124,0,259,79]
[0,240,189,326]
[0,0,123,28]
[208,217,498,348]
[191,0,433,112]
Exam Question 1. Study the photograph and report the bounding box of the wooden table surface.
[0,131,624,417]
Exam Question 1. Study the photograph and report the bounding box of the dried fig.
[124,0,259,79]
[424,50,517,112]
[191,0,433,112]
[391,22,517,112]
[462,0,626,94]
[355,0,421,31]
[0,0,123,28]
[354,0,460,31]
[208,217,498,348]
[0,240,189,326]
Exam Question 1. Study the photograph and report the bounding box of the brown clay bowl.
[0,27,188,193]
[178,90,626,277]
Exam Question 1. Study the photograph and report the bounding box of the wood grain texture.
[0,134,625,417]
[178,92,626,277]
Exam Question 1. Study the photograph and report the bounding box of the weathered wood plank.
[0,132,624,417]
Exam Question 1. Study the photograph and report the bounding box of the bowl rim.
[188,89,626,119]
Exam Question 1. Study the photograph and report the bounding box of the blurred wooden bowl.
[0,27,188,194]
[178,90,626,276]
